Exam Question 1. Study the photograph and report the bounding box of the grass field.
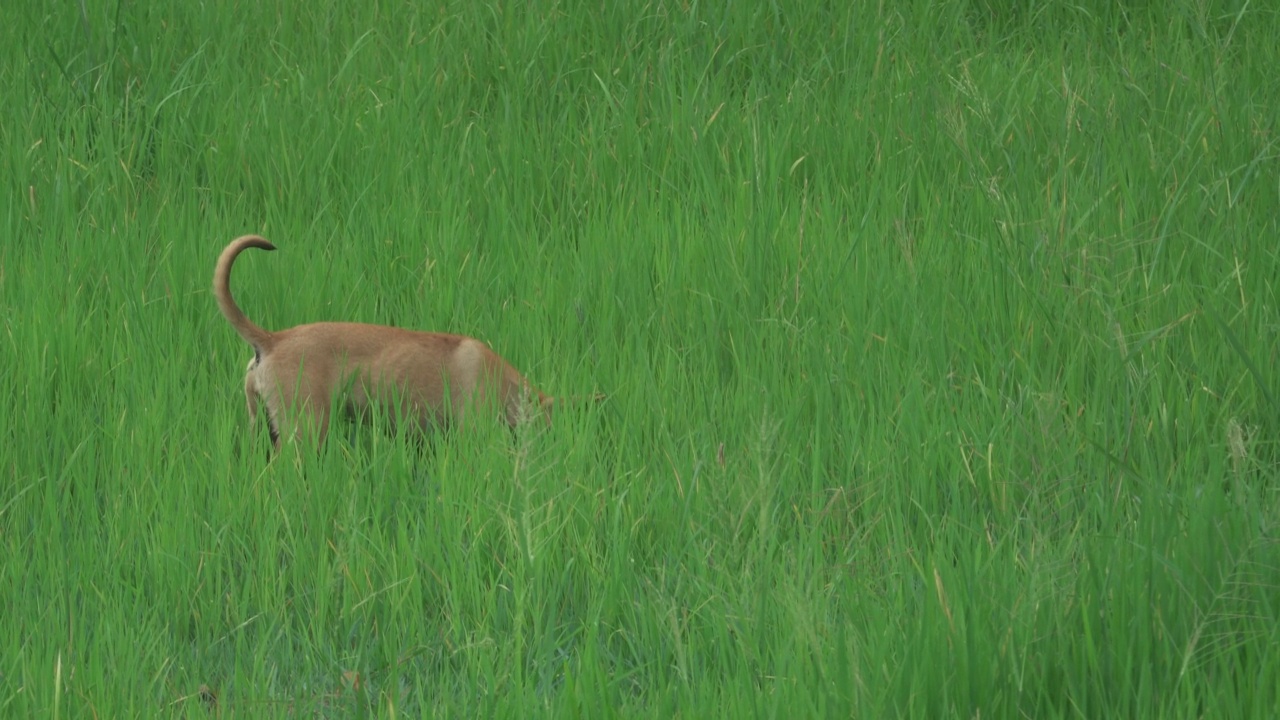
[3,0,1278,716]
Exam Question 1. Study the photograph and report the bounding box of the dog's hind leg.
[245,360,284,450]
[280,373,335,447]
[244,369,259,428]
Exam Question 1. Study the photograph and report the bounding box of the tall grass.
[2,0,1277,716]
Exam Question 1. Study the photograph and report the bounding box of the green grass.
[3,0,1278,716]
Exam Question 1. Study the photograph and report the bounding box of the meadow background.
[2,0,1278,716]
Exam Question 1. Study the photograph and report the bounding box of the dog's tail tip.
[231,234,278,252]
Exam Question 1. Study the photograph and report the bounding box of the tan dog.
[214,235,555,449]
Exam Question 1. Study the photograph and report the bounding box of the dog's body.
[214,235,552,448]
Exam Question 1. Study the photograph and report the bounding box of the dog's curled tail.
[214,235,277,353]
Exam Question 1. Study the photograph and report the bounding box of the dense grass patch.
[3,0,1277,716]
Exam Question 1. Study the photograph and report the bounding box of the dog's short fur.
[215,235,555,449]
